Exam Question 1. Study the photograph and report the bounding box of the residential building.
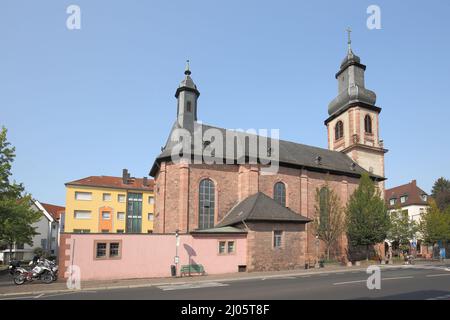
[385,180,430,255]
[0,200,63,263]
[64,170,155,234]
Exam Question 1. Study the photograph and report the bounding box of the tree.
[431,177,450,212]
[387,206,419,252]
[0,126,41,261]
[346,172,391,260]
[419,199,450,246]
[312,184,346,261]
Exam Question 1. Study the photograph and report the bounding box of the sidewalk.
[0,260,447,297]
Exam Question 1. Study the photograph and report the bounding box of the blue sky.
[1,0,449,206]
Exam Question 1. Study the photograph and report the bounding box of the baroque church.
[149,38,387,271]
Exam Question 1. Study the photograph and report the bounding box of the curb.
[0,263,445,298]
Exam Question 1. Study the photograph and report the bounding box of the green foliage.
[0,127,24,199]
[431,177,450,212]
[387,206,419,250]
[312,183,346,260]
[0,126,41,255]
[419,199,450,245]
[346,173,390,258]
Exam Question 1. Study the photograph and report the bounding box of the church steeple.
[175,60,200,132]
[325,29,387,191]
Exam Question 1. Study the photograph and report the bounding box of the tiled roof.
[40,202,65,220]
[66,176,154,191]
[385,180,429,209]
[216,192,311,228]
[150,121,385,181]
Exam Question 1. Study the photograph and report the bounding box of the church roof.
[149,121,384,181]
[215,192,311,228]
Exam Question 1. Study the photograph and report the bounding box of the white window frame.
[75,191,92,201]
[103,193,112,201]
[74,210,92,219]
[147,213,154,221]
[101,212,111,220]
[117,212,125,221]
[118,194,126,203]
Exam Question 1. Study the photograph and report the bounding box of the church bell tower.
[325,29,387,190]
[175,60,200,132]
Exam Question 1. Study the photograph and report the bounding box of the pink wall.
[61,233,247,281]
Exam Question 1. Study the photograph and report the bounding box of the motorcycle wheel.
[13,274,26,285]
[41,271,53,284]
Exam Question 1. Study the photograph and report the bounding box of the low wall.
[59,233,247,281]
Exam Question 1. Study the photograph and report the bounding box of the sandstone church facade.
[149,42,387,271]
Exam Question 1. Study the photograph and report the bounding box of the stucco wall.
[59,233,247,281]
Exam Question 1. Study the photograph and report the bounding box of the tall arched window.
[335,121,344,140]
[199,179,215,229]
[274,182,286,207]
[319,187,330,231]
[364,115,372,134]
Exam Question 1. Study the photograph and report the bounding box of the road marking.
[382,276,413,281]
[333,276,413,286]
[334,280,366,285]
[33,294,44,299]
[158,282,229,291]
[426,273,450,278]
[427,294,450,301]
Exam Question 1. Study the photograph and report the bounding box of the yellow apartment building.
[64,169,155,233]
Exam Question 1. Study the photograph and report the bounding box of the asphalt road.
[1,264,449,300]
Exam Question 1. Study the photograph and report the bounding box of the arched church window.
[364,115,372,134]
[335,121,344,140]
[318,187,330,231]
[274,182,286,207]
[199,179,215,229]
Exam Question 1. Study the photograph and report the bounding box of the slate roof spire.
[327,28,377,116]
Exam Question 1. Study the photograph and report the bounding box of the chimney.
[143,177,148,186]
[411,180,417,186]
[122,169,129,184]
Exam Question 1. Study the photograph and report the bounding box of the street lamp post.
[315,234,320,269]
[175,229,180,277]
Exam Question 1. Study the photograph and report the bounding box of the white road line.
[427,294,450,300]
[333,280,366,285]
[158,282,229,291]
[382,276,413,281]
[333,276,413,286]
[426,273,450,278]
[33,293,44,299]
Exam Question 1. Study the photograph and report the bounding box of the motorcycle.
[9,258,58,285]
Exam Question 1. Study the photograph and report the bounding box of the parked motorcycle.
[9,258,58,285]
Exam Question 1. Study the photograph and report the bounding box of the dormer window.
[421,194,428,202]
[186,101,192,112]
[335,121,344,140]
[400,195,408,204]
[390,198,396,206]
[364,115,372,134]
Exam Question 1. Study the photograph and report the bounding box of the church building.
[149,38,387,271]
